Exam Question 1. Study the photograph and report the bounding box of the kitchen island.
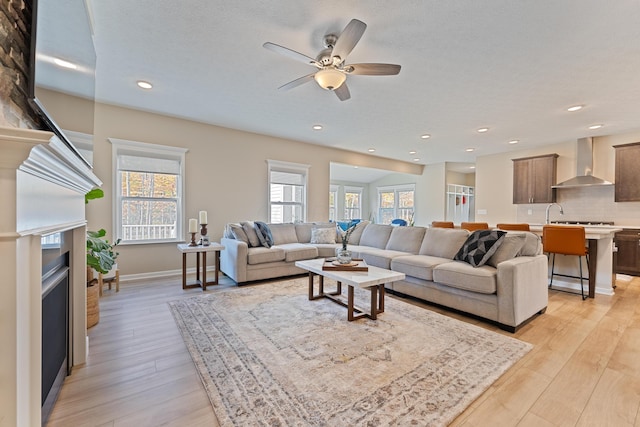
[529,225,622,297]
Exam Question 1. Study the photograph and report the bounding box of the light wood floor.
[47,274,640,426]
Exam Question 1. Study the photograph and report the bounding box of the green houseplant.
[86,229,120,275]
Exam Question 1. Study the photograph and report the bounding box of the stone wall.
[0,0,39,128]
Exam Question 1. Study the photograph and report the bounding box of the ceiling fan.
[263,19,401,101]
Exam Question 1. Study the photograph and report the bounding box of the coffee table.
[295,259,405,321]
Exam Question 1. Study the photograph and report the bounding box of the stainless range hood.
[552,137,614,188]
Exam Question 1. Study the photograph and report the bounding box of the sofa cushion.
[269,224,299,245]
[274,243,318,262]
[518,232,542,256]
[356,247,408,269]
[310,227,337,244]
[359,224,393,249]
[391,255,453,281]
[295,223,315,243]
[346,220,369,245]
[254,221,274,248]
[385,226,426,253]
[420,228,470,258]
[454,229,506,267]
[247,246,286,265]
[433,261,497,294]
[241,221,261,247]
[486,232,526,267]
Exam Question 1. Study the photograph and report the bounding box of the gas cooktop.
[550,220,615,226]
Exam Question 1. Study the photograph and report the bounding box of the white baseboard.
[549,278,615,296]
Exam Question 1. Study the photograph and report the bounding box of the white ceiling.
[79,1,640,166]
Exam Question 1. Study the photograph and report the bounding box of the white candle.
[199,210,208,224]
[189,218,197,233]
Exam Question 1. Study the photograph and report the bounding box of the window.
[268,160,309,223]
[110,138,187,244]
[377,184,415,224]
[344,186,362,220]
[329,185,338,222]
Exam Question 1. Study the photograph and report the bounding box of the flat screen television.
[28,0,96,168]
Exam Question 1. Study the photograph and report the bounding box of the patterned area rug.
[168,278,531,426]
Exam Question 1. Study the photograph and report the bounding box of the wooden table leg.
[214,251,220,285]
[308,271,315,300]
[196,251,201,283]
[202,251,207,291]
[369,286,378,320]
[588,239,597,299]
[182,253,187,290]
[378,284,385,313]
[348,285,355,321]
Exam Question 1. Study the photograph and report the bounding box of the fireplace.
[41,232,71,424]
[0,126,102,426]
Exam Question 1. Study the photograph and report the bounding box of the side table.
[176,243,225,291]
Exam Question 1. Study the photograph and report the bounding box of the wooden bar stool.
[542,225,589,300]
[431,221,454,228]
[496,223,530,231]
[461,222,489,231]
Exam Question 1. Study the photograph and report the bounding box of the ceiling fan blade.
[263,42,321,67]
[346,63,401,75]
[334,83,351,101]
[331,19,367,63]
[278,73,316,91]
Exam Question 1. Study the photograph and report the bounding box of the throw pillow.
[254,221,274,248]
[229,223,249,244]
[241,221,261,247]
[310,227,337,244]
[454,229,507,267]
[486,232,526,268]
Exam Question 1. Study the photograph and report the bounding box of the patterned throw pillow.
[454,229,507,267]
[310,227,336,244]
[254,221,274,248]
[241,221,261,247]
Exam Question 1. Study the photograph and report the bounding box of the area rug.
[168,278,532,426]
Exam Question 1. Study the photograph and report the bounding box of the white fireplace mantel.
[0,126,101,426]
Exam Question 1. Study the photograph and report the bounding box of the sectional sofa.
[220,221,548,331]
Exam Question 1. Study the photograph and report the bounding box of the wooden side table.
[177,243,225,291]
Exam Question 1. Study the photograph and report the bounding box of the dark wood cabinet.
[512,154,558,204]
[615,229,640,276]
[614,142,640,202]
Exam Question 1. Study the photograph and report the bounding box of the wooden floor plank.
[47,273,640,426]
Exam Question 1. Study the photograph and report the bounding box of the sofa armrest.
[496,254,548,327]
[220,237,248,283]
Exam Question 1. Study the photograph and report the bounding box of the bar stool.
[496,223,530,231]
[431,221,454,228]
[542,225,589,300]
[461,222,489,231]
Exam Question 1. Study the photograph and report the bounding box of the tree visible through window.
[111,138,187,244]
[344,187,362,220]
[378,185,415,224]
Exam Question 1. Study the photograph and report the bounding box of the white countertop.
[528,224,622,239]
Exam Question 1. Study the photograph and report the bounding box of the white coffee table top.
[177,242,224,253]
[295,259,405,288]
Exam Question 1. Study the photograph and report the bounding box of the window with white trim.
[377,184,415,224]
[110,138,187,244]
[268,160,309,223]
[329,184,338,222]
[344,186,363,220]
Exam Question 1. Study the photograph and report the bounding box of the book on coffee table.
[322,258,368,271]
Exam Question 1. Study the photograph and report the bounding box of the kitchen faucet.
[545,203,564,224]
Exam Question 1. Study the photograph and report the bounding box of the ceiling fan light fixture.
[314,68,346,91]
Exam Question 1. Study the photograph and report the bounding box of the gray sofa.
[220,221,548,331]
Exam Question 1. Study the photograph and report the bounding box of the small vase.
[337,245,352,264]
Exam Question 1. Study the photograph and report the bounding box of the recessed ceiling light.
[367,148,375,153]
[567,105,584,112]
[354,166,359,169]
[312,124,323,130]
[466,148,475,152]
[588,124,603,130]
[420,134,431,139]
[409,150,417,155]
[137,80,153,89]
[470,166,476,169]
[53,58,78,69]
[413,158,420,162]
[508,140,519,144]
[477,127,489,133]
